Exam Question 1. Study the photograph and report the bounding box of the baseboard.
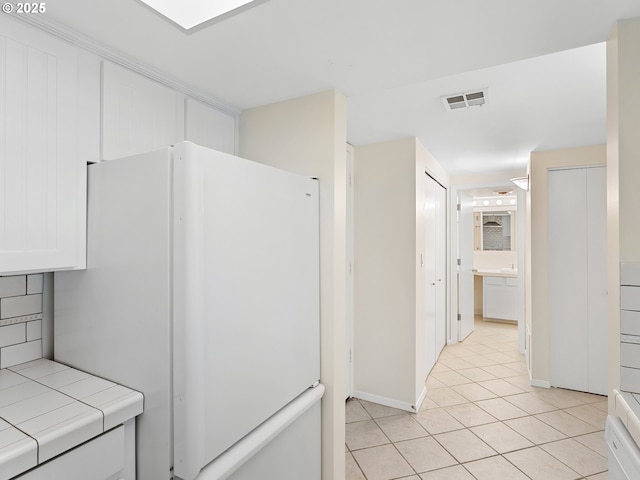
[530,378,551,388]
[415,386,427,411]
[352,390,421,413]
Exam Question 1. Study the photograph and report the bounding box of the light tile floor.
[345,319,608,480]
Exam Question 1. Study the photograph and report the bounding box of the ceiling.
[40,0,640,176]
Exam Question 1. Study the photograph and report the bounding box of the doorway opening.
[453,185,525,354]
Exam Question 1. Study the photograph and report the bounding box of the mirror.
[474,209,516,251]
[482,211,511,251]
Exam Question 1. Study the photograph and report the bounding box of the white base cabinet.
[15,420,135,480]
[483,276,518,321]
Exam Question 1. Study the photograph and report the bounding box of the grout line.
[345,320,608,480]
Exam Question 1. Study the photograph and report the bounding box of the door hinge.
[457,258,461,266]
[457,313,462,321]
[457,203,461,211]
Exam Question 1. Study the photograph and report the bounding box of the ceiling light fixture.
[510,175,529,191]
[139,0,260,30]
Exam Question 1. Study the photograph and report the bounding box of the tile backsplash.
[0,274,44,368]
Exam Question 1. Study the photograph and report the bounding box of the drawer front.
[622,310,640,336]
[484,276,505,286]
[621,367,640,393]
[621,286,640,311]
[505,277,518,287]
[16,426,124,480]
[621,262,640,286]
[621,342,640,369]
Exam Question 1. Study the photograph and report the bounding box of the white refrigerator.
[54,142,323,480]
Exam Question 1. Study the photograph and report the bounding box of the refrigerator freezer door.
[172,142,320,480]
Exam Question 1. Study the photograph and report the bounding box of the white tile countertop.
[614,389,640,448]
[0,359,143,479]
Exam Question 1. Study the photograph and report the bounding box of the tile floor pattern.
[346,319,609,480]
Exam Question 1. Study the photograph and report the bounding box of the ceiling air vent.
[441,89,488,112]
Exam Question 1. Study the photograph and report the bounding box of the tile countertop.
[0,359,143,479]
[614,389,640,448]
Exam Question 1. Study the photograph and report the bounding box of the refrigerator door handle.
[192,384,325,480]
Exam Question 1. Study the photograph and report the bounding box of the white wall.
[353,137,449,410]
[607,17,640,410]
[238,90,347,480]
[353,138,417,407]
[526,145,606,385]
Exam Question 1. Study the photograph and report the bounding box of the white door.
[457,191,475,341]
[548,166,606,395]
[435,182,448,354]
[345,144,354,399]
[424,176,437,373]
[586,167,607,394]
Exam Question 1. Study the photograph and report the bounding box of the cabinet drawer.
[621,342,640,369]
[621,367,640,393]
[484,276,505,286]
[16,426,124,480]
[505,277,518,287]
[621,286,640,311]
[622,310,640,336]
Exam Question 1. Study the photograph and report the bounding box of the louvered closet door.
[548,166,606,395]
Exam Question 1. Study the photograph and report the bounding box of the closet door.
[548,166,606,395]
[434,182,447,356]
[586,167,607,394]
[425,174,447,374]
[424,177,437,374]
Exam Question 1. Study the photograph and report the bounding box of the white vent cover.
[441,89,488,111]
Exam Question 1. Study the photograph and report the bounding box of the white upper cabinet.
[102,63,237,160]
[0,17,100,275]
[102,62,179,160]
[185,98,235,154]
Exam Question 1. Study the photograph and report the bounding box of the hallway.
[345,319,608,480]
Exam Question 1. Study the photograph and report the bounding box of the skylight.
[140,0,259,30]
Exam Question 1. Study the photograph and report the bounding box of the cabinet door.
[102,62,178,160]
[185,98,236,154]
[0,18,98,274]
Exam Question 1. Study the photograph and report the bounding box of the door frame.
[345,144,355,399]
[449,182,526,352]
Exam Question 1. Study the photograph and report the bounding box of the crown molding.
[12,14,241,116]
